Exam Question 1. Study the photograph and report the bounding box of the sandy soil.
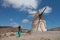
[0,31,60,40]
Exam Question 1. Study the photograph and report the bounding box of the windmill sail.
[32,7,47,32]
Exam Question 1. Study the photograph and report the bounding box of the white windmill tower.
[32,7,47,32]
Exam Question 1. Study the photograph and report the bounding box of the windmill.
[32,7,47,32]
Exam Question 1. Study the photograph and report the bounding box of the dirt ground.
[0,31,60,40]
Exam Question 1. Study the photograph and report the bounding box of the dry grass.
[9,33,15,36]
[0,34,2,39]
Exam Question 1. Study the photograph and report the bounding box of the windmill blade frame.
[32,7,47,32]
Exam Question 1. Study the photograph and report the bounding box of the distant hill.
[0,26,18,34]
[0,26,30,34]
[0,26,60,34]
[48,27,60,31]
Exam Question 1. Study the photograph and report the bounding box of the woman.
[17,26,22,37]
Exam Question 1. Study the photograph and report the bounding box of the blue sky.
[0,0,60,29]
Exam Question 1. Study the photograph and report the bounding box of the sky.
[0,0,60,29]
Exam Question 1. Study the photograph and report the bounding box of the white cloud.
[2,0,52,17]
[28,6,52,17]
[28,10,37,14]
[2,0,39,11]
[22,19,29,23]
[9,18,19,27]
[40,6,52,13]
[2,2,10,8]
[10,22,19,27]
[9,18,13,21]
[0,24,4,26]
[28,10,37,17]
